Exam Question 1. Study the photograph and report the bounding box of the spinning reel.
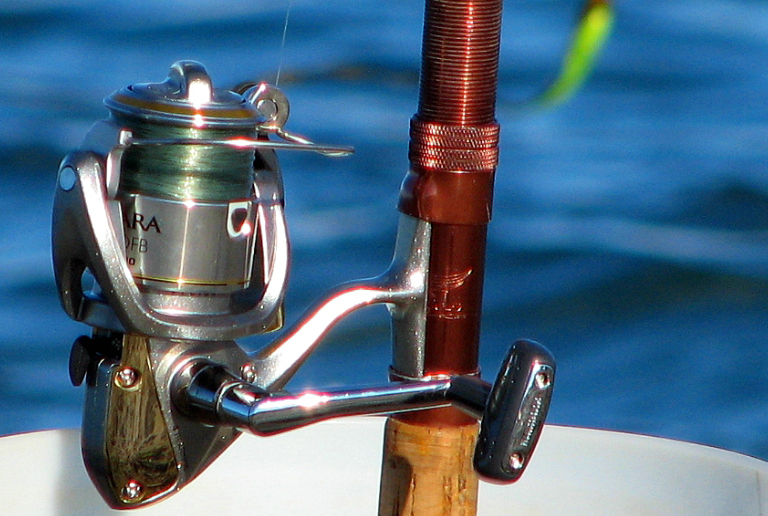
[52,61,555,509]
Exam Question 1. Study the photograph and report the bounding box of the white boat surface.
[2,417,767,515]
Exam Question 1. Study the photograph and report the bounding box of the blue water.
[1,0,768,463]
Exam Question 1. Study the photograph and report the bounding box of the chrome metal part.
[176,363,489,436]
[244,82,352,157]
[172,340,551,479]
[121,194,259,295]
[115,366,140,389]
[121,480,144,503]
[105,61,259,129]
[128,136,353,156]
[245,83,290,134]
[388,216,431,378]
[244,215,430,390]
[144,337,249,488]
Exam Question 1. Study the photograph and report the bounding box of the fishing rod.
[51,1,611,512]
[378,0,506,511]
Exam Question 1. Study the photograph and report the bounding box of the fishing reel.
[52,61,555,509]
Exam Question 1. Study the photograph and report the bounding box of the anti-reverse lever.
[175,339,555,483]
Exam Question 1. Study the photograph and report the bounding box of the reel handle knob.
[474,339,555,483]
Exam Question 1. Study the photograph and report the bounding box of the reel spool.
[106,62,271,303]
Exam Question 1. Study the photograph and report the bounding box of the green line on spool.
[116,115,256,202]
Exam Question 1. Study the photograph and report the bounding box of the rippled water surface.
[1,0,767,461]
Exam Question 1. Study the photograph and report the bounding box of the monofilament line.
[275,0,292,88]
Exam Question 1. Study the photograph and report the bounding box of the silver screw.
[535,371,551,389]
[256,99,278,121]
[509,452,525,470]
[115,367,140,390]
[121,479,143,502]
[241,362,257,383]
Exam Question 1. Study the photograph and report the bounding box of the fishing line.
[274,0,293,87]
[116,115,257,202]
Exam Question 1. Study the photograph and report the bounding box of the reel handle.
[175,339,554,482]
